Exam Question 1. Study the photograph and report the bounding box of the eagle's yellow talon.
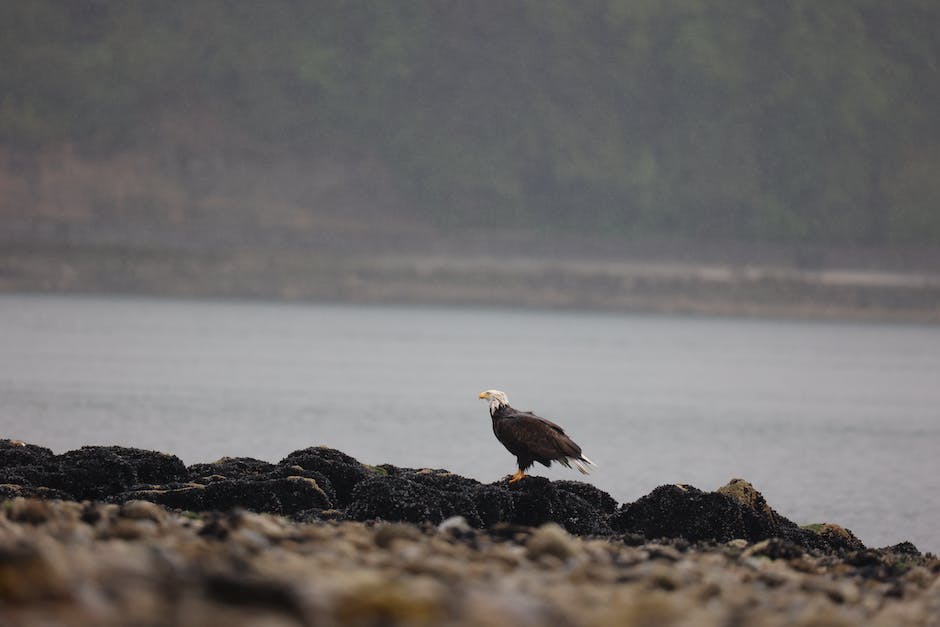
[508,469,526,484]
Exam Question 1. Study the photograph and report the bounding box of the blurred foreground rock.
[1,439,938,626]
[0,499,937,627]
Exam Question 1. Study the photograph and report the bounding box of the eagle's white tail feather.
[572,456,596,475]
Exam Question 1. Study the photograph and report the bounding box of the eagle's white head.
[478,389,509,413]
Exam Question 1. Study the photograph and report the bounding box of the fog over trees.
[2,1,939,250]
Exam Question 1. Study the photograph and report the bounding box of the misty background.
[2,1,940,319]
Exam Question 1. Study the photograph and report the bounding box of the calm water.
[1,293,938,551]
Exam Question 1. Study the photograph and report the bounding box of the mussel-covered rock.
[279,447,375,506]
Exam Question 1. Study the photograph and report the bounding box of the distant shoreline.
[3,245,939,324]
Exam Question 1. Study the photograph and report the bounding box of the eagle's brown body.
[479,390,594,483]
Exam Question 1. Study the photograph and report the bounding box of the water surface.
[1,294,938,550]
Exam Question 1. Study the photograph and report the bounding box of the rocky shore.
[1,439,938,626]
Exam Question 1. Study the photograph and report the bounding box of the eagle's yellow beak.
[478,391,488,399]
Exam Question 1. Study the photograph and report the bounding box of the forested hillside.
[2,1,939,245]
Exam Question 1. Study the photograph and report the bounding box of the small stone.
[646,544,681,562]
[526,523,579,562]
[621,532,646,546]
[80,502,105,525]
[726,539,748,550]
[902,566,933,589]
[437,516,472,534]
[8,497,51,524]
[743,538,805,560]
[231,528,271,551]
[119,499,167,524]
[646,566,680,591]
[108,518,159,540]
[374,523,422,548]
[317,509,344,521]
[233,511,287,540]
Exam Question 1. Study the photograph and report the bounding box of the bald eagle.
[478,389,595,483]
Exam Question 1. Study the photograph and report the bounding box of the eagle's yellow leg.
[508,469,526,483]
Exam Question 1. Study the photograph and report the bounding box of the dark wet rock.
[53,447,140,500]
[844,545,927,581]
[118,466,336,517]
[346,471,488,528]
[271,467,337,507]
[845,549,885,568]
[506,477,611,536]
[801,522,866,553]
[885,541,921,556]
[717,478,783,525]
[188,457,276,482]
[280,447,375,506]
[608,482,870,555]
[0,440,54,468]
[0,467,48,489]
[742,538,807,560]
[348,475,447,524]
[503,477,556,527]
[287,508,323,523]
[0,440,628,538]
[187,456,338,513]
[0,441,897,559]
[0,441,61,494]
[270,476,333,515]
[608,483,794,544]
[0,484,72,501]
[395,469,485,527]
[3,446,190,501]
[116,485,207,511]
[404,468,482,493]
[105,447,188,485]
[347,473,609,535]
[474,484,516,527]
[554,480,618,514]
[141,477,334,516]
